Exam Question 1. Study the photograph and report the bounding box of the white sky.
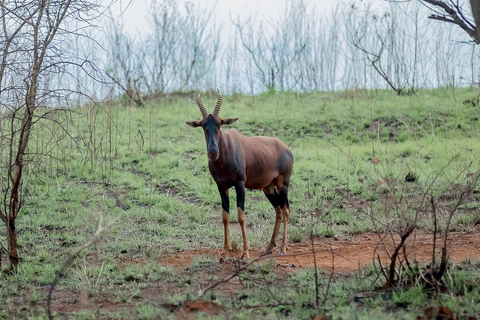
[109,0,344,35]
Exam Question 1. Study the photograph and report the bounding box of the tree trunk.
[471,0,480,42]
[7,217,19,269]
[6,76,36,270]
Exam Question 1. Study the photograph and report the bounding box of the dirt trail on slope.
[162,226,480,272]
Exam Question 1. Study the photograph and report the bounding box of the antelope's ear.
[186,120,202,128]
[220,118,238,125]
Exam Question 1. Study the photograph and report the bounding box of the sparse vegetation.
[0,89,479,319]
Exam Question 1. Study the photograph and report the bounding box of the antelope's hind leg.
[263,182,282,254]
[277,150,293,255]
[263,176,291,256]
[278,181,291,256]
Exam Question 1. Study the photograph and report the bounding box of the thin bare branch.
[421,0,479,43]
[46,214,118,320]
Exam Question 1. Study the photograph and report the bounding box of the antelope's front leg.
[218,186,231,258]
[235,182,250,259]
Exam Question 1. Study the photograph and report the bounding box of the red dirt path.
[34,225,480,319]
[41,226,480,317]
[163,226,480,272]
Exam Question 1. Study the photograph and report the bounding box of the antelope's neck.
[215,129,230,163]
[208,129,243,188]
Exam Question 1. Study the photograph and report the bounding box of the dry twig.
[46,214,118,320]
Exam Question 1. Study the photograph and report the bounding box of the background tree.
[99,0,480,94]
[421,0,480,43]
[105,14,144,106]
[105,0,220,97]
[233,1,307,92]
[0,0,106,271]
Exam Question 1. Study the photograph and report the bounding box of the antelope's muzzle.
[207,139,219,161]
[208,150,219,161]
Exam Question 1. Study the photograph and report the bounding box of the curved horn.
[212,89,223,117]
[196,93,208,118]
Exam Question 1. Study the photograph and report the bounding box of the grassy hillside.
[1,88,480,319]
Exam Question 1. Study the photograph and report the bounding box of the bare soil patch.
[175,300,226,320]
[21,226,480,318]
[163,225,480,273]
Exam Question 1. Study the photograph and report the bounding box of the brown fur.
[187,93,294,258]
[211,128,292,190]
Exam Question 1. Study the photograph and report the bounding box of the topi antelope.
[186,91,294,259]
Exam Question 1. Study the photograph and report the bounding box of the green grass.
[0,88,480,319]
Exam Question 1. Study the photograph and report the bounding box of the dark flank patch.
[265,192,280,208]
[232,140,245,179]
[276,149,294,173]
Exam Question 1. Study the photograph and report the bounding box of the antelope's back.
[231,131,293,189]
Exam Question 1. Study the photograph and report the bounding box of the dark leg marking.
[235,182,250,258]
[218,184,230,213]
[277,179,290,255]
[235,182,245,212]
[217,185,231,257]
[263,183,282,254]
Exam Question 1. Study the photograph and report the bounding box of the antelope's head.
[186,90,238,161]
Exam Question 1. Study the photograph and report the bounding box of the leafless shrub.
[367,151,480,289]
